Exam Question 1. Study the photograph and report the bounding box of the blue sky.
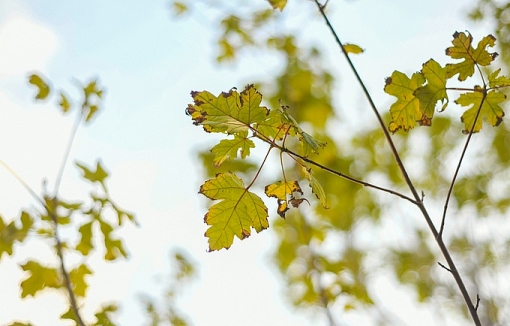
[0,1,495,325]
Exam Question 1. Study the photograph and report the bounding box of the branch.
[313,2,482,325]
[439,92,486,237]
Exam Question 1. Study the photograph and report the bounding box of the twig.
[438,261,452,272]
[313,1,482,325]
[439,92,486,237]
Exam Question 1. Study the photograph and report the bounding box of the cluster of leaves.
[186,84,328,251]
[0,75,136,325]
[385,31,507,134]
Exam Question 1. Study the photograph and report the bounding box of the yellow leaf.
[267,0,287,11]
[265,181,303,217]
[455,89,505,133]
[343,43,364,54]
[28,74,50,100]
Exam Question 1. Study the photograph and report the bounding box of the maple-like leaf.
[455,88,505,133]
[445,31,498,81]
[199,172,268,251]
[76,221,94,255]
[76,161,109,188]
[384,71,425,132]
[254,107,295,141]
[414,59,449,125]
[488,68,510,88]
[69,263,93,297]
[210,130,255,166]
[28,74,50,100]
[188,84,269,134]
[20,260,61,297]
[265,180,303,217]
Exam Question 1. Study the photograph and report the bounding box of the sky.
[0,1,495,325]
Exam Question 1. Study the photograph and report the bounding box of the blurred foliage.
[178,0,510,325]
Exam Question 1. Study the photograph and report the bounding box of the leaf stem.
[314,1,481,325]
[439,91,486,237]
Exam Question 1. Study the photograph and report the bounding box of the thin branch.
[313,2,482,325]
[438,261,452,273]
[439,92,486,237]
[0,159,46,208]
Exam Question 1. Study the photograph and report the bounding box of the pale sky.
[0,1,495,325]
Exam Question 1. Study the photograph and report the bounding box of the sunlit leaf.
[455,88,505,133]
[343,43,364,54]
[488,68,510,88]
[303,166,328,209]
[267,0,287,11]
[445,31,498,81]
[28,74,50,100]
[200,172,268,251]
[76,221,94,255]
[210,131,255,166]
[93,304,118,326]
[76,160,109,187]
[265,180,303,217]
[414,59,449,124]
[20,260,61,297]
[69,263,93,297]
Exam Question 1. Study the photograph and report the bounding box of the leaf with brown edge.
[455,88,505,133]
[414,59,449,124]
[200,172,268,251]
[265,180,303,218]
[445,32,498,81]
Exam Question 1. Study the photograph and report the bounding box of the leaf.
[20,260,61,297]
[210,131,255,166]
[303,166,328,209]
[414,59,449,125]
[254,106,295,140]
[445,32,498,81]
[76,160,109,187]
[267,0,287,11]
[300,131,326,156]
[100,220,128,260]
[171,1,189,15]
[76,221,94,255]
[61,306,79,323]
[69,263,93,297]
[0,212,34,259]
[488,68,510,88]
[188,84,269,134]
[265,181,303,217]
[28,74,50,100]
[455,89,505,133]
[7,322,34,326]
[199,172,268,251]
[93,304,118,326]
[343,43,364,54]
[59,92,72,113]
[384,71,425,132]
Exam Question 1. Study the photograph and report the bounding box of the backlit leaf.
[93,304,118,326]
[76,221,94,255]
[200,172,268,251]
[28,74,50,100]
[414,59,449,125]
[303,166,328,209]
[445,31,498,81]
[265,180,303,217]
[455,89,505,133]
[267,0,287,11]
[188,84,268,134]
[488,68,510,88]
[20,260,61,297]
[76,160,109,188]
[210,131,255,166]
[69,263,93,297]
[343,43,364,54]
[300,131,326,156]
[384,71,425,132]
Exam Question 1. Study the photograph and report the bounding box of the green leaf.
[303,166,328,209]
[59,92,72,113]
[93,304,118,326]
[76,160,109,187]
[76,221,94,255]
[210,131,255,166]
[254,106,295,140]
[445,32,498,81]
[20,260,61,297]
[265,180,303,217]
[267,0,287,11]
[7,322,35,326]
[61,306,79,323]
[300,131,326,156]
[100,220,128,260]
[414,59,449,125]
[0,212,34,259]
[188,84,269,134]
[384,71,425,132]
[199,172,268,251]
[69,263,93,297]
[343,43,364,54]
[28,74,50,100]
[488,68,510,88]
[455,88,505,133]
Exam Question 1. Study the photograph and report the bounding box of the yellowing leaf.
[267,0,287,11]
[414,59,449,125]
[69,263,93,297]
[200,173,268,251]
[188,84,269,134]
[254,107,294,140]
[265,180,303,217]
[455,89,505,133]
[384,71,425,133]
[59,92,71,113]
[210,131,255,166]
[343,43,364,54]
[303,166,328,209]
[76,221,94,255]
[20,260,61,297]
[445,32,498,81]
[76,161,109,187]
[28,74,50,100]
[488,68,510,88]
